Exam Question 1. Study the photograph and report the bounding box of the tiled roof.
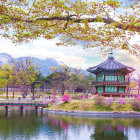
[87,56,135,74]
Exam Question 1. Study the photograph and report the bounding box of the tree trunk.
[32,86,35,100]
[12,87,15,99]
[6,86,8,99]
[61,83,65,95]
[41,87,44,92]
[86,86,92,96]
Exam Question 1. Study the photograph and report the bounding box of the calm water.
[0,110,140,140]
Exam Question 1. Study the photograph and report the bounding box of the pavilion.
[87,51,135,97]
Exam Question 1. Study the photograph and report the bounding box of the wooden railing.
[0,102,48,107]
[92,81,130,86]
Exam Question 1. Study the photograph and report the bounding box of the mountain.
[0,53,90,76]
[0,53,12,65]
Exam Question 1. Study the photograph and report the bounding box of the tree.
[0,0,139,54]
[0,64,10,99]
[26,66,40,100]
[15,58,40,99]
[48,65,71,95]
[8,62,18,99]
[38,74,47,92]
[133,73,140,94]
[0,63,17,99]
[70,72,95,94]
[137,73,140,94]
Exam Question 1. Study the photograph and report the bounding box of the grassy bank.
[48,100,134,112]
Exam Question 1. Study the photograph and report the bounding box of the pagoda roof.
[87,53,135,74]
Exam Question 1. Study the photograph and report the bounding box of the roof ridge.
[87,57,135,74]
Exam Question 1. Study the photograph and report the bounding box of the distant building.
[87,51,135,97]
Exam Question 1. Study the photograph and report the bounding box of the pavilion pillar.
[117,86,119,93]
[117,74,119,82]
[103,75,105,82]
[95,86,97,94]
[103,86,105,93]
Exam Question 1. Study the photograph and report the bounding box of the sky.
[0,0,139,76]
[0,36,139,77]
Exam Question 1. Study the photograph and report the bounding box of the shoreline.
[44,109,140,118]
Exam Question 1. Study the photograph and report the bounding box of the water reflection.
[0,110,140,140]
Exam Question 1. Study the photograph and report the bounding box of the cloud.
[115,50,140,77]
[0,36,139,72]
[0,38,95,69]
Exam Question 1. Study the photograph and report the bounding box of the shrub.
[45,91,51,95]
[71,95,81,100]
[136,95,140,100]
[106,98,113,108]
[131,100,140,110]
[81,95,88,99]
[62,94,70,103]
[51,92,56,103]
[94,95,104,105]
[0,91,4,94]
[118,98,126,106]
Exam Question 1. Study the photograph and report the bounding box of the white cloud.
[0,38,97,69]
[0,35,139,73]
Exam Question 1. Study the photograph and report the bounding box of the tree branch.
[23,17,140,32]
[0,14,140,32]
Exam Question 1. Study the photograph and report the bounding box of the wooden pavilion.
[87,51,135,97]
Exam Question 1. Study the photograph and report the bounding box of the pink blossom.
[51,92,56,103]
[136,95,140,100]
[117,125,125,132]
[118,98,126,106]
[62,94,70,102]
[106,98,113,108]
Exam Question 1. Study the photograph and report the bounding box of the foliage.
[62,94,70,103]
[46,65,95,95]
[49,65,71,95]
[0,58,40,99]
[14,58,40,99]
[51,92,56,103]
[0,63,18,98]
[106,98,113,108]
[118,98,126,106]
[46,91,52,95]
[0,0,139,53]
[94,95,104,105]
[136,95,140,100]
[69,73,95,93]
[81,95,88,99]
[49,100,133,111]
[131,100,140,110]
[0,91,4,94]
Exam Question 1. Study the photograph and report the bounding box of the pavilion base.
[97,93,128,97]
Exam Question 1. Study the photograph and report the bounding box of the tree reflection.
[0,111,140,140]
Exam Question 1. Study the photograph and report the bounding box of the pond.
[0,110,140,140]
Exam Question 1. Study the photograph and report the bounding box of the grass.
[48,100,135,112]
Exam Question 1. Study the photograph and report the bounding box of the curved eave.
[87,67,135,74]
[122,67,135,73]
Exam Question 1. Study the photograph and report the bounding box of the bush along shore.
[46,95,140,115]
